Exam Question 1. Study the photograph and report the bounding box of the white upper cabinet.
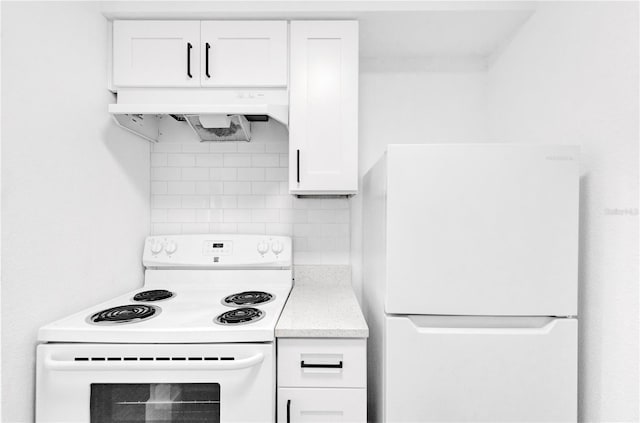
[112,20,287,88]
[113,21,201,87]
[200,21,287,87]
[289,21,359,196]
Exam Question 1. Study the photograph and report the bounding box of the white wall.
[1,2,150,422]
[352,70,490,301]
[359,70,490,172]
[487,2,639,421]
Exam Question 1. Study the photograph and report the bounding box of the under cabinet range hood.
[109,88,288,143]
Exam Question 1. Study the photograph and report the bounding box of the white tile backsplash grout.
[150,126,350,264]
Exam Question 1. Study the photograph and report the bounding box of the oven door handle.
[43,352,265,371]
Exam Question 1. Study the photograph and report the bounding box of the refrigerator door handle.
[406,315,566,335]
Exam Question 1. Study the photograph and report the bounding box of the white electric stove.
[36,234,292,423]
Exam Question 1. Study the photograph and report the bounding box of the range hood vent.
[109,88,288,143]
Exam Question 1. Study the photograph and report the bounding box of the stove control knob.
[257,241,269,255]
[271,240,284,255]
[150,239,164,255]
[165,240,178,255]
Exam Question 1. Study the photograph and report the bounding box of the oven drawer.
[277,338,366,388]
[277,388,366,422]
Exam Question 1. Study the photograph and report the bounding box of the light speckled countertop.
[275,265,369,338]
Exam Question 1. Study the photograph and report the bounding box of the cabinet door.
[113,21,200,87]
[289,21,359,195]
[278,388,366,423]
[200,21,287,87]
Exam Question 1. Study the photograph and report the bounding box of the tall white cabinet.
[288,21,359,196]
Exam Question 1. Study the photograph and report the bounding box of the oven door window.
[90,383,220,423]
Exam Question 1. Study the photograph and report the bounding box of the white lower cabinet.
[277,338,366,422]
[278,388,366,423]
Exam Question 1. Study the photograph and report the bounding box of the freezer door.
[384,315,577,423]
[386,144,579,316]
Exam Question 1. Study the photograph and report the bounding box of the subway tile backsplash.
[150,123,350,264]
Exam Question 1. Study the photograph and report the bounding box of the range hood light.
[199,114,232,128]
[185,114,251,142]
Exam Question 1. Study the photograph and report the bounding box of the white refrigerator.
[362,144,579,422]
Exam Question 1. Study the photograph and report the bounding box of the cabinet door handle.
[287,399,291,423]
[205,42,211,78]
[300,360,343,369]
[186,42,193,78]
[296,149,300,183]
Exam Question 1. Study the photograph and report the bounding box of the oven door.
[36,343,274,423]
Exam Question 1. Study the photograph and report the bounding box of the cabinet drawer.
[278,388,366,423]
[278,338,366,388]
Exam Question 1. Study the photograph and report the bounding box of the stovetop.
[38,235,293,344]
[38,272,292,343]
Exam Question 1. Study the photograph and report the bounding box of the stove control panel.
[203,241,233,256]
[143,234,292,269]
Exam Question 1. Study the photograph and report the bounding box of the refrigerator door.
[386,144,579,316]
[384,315,577,423]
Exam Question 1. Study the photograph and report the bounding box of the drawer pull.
[287,399,291,423]
[300,360,343,369]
